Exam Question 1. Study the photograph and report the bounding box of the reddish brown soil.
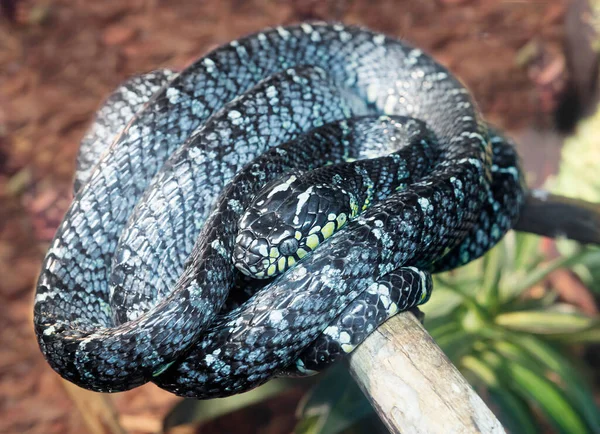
[0,1,569,433]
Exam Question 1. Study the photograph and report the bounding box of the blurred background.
[1,0,599,433]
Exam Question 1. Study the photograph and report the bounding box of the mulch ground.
[0,1,569,433]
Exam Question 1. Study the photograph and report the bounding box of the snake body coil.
[34,23,525,398]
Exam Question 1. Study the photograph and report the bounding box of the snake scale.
[34,23,526,398]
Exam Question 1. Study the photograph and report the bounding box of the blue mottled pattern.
[75,69,177,193]
[33,23,526,397]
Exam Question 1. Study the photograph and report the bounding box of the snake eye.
[279,237,299,256]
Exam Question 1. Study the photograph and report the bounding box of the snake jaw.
[232,231,266,277]
[233,216,298,278]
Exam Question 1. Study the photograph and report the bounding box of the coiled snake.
[34,23,526,398]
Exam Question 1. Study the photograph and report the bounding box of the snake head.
[233,171,352,279]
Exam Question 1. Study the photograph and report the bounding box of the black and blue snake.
[34,23,526,398]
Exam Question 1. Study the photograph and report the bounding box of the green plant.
[422,231,599,433]
[550,108,600,294]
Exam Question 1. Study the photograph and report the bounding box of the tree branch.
[515,190,600,245]
[347,312,505,434]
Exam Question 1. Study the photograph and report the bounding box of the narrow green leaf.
[487,388,538,434]
[503,252,590,302]
[541,302,589,314]
[502,289,558,313]
[506,361,589,434]
[513,232,544,273]
[565,246,600,294]
[571,263,600,293]
[461,355,499,387]
[295,414,327,434]
[426,318,461,340]
[478,244,503,309]
[434,329,475,363]
[481,350,589,434]
[419,286,463,319]
[495,310,596,334]
[434,274,483,289]
[501,334,600,432]
[462,354,538,434]
[546,324,600,343]
[501,230,518,274]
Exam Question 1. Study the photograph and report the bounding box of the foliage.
[295,103,600,433]
[422,231,599,433]
[550,108,600,294]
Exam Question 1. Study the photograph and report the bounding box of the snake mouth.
[232,231,276,278]
[232,245,265,277]
[234,213,302,278]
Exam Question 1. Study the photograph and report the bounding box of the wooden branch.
[347,312,505,434]
[515,190,600,245]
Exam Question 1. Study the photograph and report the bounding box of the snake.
[34,23,526,398]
